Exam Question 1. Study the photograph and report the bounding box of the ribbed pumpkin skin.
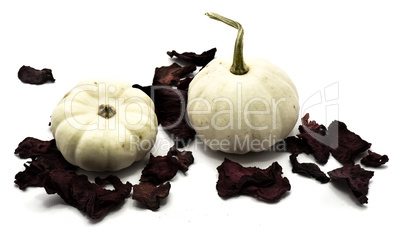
[187,57,299,154]
[51,79,158,171]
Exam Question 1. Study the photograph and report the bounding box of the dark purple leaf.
[134,146,193,210]
[132,48,215,147]
[132,182,171,211]
[168,146,194,172]
[153,86,196,147]
[14,137,54,159]
[139,146,194,185]
[328,164,374,204]
[167,48,217,67]
[139,153,180,185]
[282,136,313,155]
[297,114,331,164]
[327,120,371,165]
[216,158,290,203]
[299,113,327,135]
[289,153,330,184]
[14,137,131,219]
[177,76,193,90]
[18,65,55,84]
[14,139,76,190]
[132,85,195,147]
[361,150,389,167]
[44,171,132,219]
[153,63,196,86]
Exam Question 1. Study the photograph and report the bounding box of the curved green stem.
[205,12,249,75]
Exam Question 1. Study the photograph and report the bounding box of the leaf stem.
[205,12,249,75]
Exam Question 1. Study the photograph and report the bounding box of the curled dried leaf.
[328,120,371,165]
[167,48,217,67]
[289,153,330,184]
[44,171,132,219]
[361,150,389,167]
[327,164,374,204]
[18,65,55,84]
[132,182,171,211]
[216,158,290,203]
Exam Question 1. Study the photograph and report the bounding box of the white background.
[1,0,401,232]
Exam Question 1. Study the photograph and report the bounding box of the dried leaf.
[289,153,330,184]
[44,171,132,219]
[216,158,290,202]
[298,114,331,164]
[139,153,180,185]
[14,137,131,219]
[14,137,55,159]
[168,146,194,172]
[327,165,374,204]
[18,65,55,84]
[153,63,196,86]
[361,150,389,167]
[328,120,371,165]
[14,139,76,190]
[135,85,196,147]
[167,48,217,67]
[132,182,171,211]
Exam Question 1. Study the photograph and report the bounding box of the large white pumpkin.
[187,13,299,154]
[187,57,299,154]
[51,79,158,171]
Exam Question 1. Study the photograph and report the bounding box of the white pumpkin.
[187,13,299,154]
[51,79,158,171]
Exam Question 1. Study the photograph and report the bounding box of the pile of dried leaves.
[14,137,194,219]
[133,48,217,147]
[13,48,389,220]
[283,113,388,204]
[13,48,212,219]
[133,146,194,210]
[14,137,131,219]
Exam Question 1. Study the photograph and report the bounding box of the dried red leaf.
[299,113,327,135]
[18,65,55,84]
[167,48,217,67]
[327,164,374,204]
[283,136,313,155]
[150,86,196,147]
[297,114,331,164]
[14,139,76,190]
[140,146,194,185]
[177,76,193,90]
[139,153,180,185]
[168,146,194,172]
[216,158,290,203]
[361,150,389,167]
[297,132,331,164]
[287,114,373,166]
[289,153,330,184]
[132,182,171,211]
[132,84,151,96]
[153,63,196,86]
[14,137,55,159]
[14,137,131,219]
[44,171,132,219]
[133,48,216,147]
[132,85,196,147]
[134,146,193,210]
[327,120,371,165]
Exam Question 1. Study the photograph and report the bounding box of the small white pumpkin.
[187,13,299,154]
[51,79,158,171]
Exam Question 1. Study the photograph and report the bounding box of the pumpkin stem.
[205,12,249,75]
[98,104,116,119]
